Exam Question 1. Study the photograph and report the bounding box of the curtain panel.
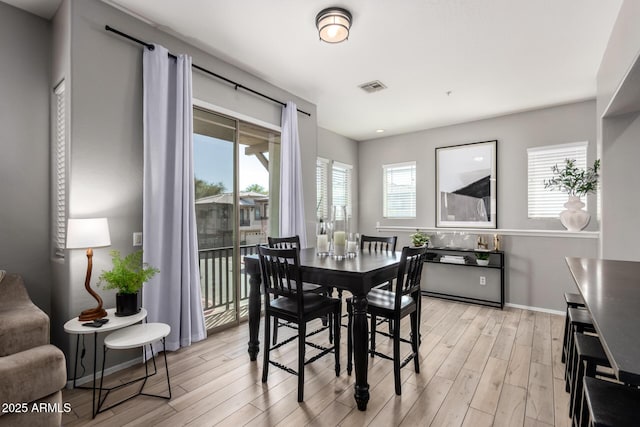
[142,44,206,351]
[279,102,308,247]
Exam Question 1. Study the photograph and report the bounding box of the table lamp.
[66,218,111,321]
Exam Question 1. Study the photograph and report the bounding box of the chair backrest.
[258,245,304,313]
[268,235,301,250]
[360,235,397,252]
[394,246,427,308]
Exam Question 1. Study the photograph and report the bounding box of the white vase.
[560,196,590,232]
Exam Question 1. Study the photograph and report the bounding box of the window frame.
[382,161,417,219]
[527,141,589,219]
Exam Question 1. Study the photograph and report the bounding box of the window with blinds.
[53,81,66,258]
[527,142,588,218]
[332,161,352,220]
[383,162,416,218]
[316,157,329,220]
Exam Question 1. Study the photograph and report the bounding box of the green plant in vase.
[475,251,490,266]
[98,250,159,316]
[410,229,429,247]
[544,158,600,232]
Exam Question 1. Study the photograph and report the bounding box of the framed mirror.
[436,140,497,228]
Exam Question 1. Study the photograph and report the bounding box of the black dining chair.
[356,234,398,333]
[346,245,427,395]
[258,245,341,402]
[267,236,332,345]
[360,234,398,254]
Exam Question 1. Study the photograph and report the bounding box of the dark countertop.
[565,257,640,385]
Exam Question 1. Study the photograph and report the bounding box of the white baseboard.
[505,302,564,316]
[66,356,143,389]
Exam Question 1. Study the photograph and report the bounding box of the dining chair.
[258,245,341,402]
[346,245,427,395]
[360,235,398,253]
[267,235,332,345]
[356,234,398,333]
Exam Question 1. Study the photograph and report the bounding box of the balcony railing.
[198,244,259,315]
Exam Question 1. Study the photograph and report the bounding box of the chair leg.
[347,301,353,375]
[393,317,402,395]
[262,314,271,383]
[298,323,306,402]
[411,311,420,373]
[370,314,377,357]
[570,356,585,418]
[334,310,341,376]
[562,310,569,363]
[272,319,279,346]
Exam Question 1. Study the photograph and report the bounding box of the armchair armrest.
[0,345,66,406]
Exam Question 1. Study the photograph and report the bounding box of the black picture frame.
[435,140,497,228]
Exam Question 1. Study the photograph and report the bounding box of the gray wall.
[597,0,640,260]
[49,0,318,369]
[358,101,599,311]
[317,127,359,230]
[0,2,51,313]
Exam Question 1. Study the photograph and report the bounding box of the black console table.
[421,247,505,308]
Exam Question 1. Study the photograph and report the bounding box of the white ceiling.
[6,0,623,141]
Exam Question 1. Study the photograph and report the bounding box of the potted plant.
[475,251,490,266]
[544,158,600,231]
[410,229,429,247]
[98,250,159,316]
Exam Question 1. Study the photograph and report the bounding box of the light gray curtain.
[279,101,307,247]
[142,44,206,351]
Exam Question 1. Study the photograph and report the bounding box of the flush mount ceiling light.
[316,7,352,43]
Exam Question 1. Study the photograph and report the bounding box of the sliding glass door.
[193,106,280,331]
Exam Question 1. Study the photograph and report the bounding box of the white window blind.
[54,81,66,258]
[316,157,329,220]
[383,162,416,218]
[527,142,588,218]
[332,161,352,220]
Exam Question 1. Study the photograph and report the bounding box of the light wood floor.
[62,297,571,427]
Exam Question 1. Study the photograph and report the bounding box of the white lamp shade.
[66,218,111,249]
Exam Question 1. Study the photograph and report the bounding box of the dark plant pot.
[115,292,140,317]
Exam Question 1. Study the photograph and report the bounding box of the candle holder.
[347,232,359,258]
[316,218,330,256]
[331,206,347,260]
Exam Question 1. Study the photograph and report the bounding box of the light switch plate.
[133,232,143,247]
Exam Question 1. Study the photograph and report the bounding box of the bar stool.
[565,307,596,392]
[97,323,172,414]
[581,377,640,427]
[562,292,586,363]
[568,332,613,421]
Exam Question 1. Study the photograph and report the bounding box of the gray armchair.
[0,274,66,427]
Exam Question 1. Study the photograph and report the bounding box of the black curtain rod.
[105,25,311,117]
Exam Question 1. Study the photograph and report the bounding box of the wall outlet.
[133,232,143,247]
[479,276,486,286]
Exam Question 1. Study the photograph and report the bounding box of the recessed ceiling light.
[474,156,484,162]
[376,129,385,133]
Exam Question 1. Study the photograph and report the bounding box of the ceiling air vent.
[358,80,387,93]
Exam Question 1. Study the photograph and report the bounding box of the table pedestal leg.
[351,294,370,411]
[248,271,262,361]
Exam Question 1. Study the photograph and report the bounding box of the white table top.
[104,323,171,350]
[64,308,147,335]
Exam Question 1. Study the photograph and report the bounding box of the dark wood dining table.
[244,247,401,411]
[565,257,640,386]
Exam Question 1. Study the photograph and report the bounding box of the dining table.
[244,247,401,411]
[565,257,640,386]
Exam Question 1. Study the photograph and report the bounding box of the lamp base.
[78,306,107,321]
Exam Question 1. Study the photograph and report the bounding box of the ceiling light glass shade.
[66,218,111,249]
[316,7,352,43]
